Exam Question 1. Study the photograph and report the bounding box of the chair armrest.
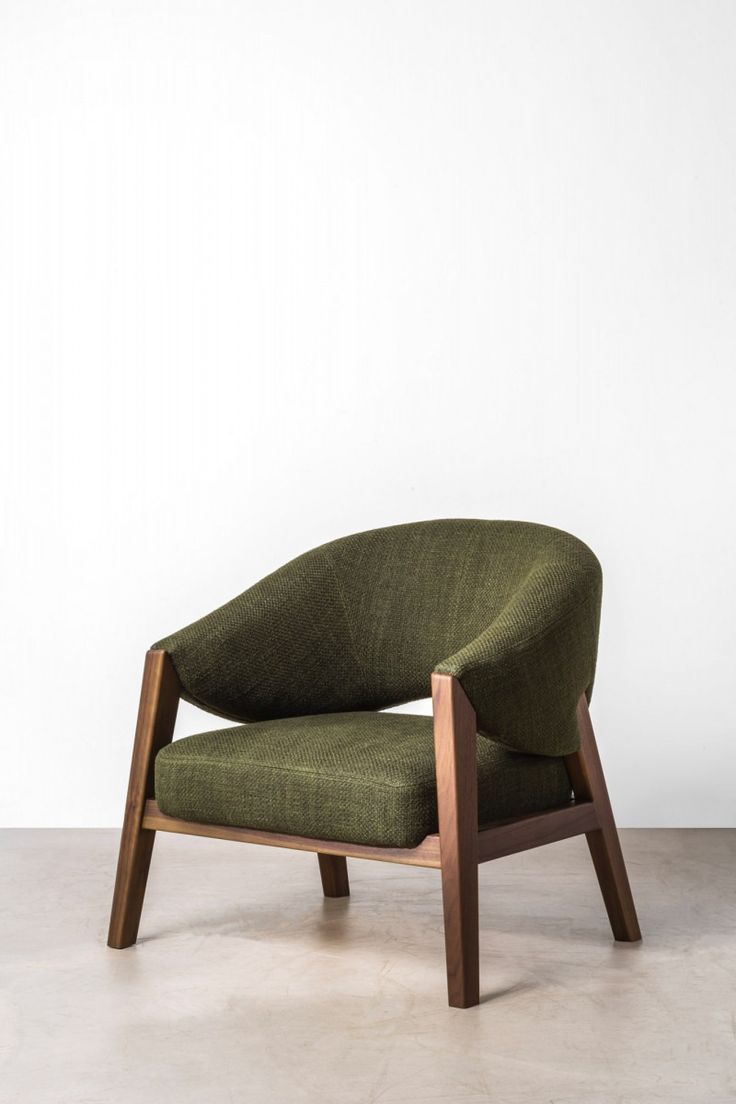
[435,564,602,757]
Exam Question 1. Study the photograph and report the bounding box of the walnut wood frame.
[108,652,642,1007]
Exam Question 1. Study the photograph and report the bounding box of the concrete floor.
[1,829,734,1104]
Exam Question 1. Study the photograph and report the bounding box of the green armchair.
[108,520,640,1007]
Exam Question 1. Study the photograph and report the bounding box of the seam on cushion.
[436,580,600,675]
[324,549,371,691]
[157,753,439,793]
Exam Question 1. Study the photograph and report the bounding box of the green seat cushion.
[155,712,572,849]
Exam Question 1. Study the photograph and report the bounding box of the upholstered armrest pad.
[435,564,602,757]
[152,547,371,723]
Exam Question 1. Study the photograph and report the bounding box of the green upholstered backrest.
[153,520,602,756]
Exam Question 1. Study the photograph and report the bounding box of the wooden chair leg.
[317,854,350,898]
[107,650,180,949]
[565,696,642,943]
[432,673,479,1008]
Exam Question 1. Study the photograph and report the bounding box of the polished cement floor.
[1,828,734,1103]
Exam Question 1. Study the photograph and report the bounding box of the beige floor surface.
[1,828,734,1103]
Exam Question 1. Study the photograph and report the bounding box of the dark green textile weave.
[154,520,601,757]
[155,712,572,848]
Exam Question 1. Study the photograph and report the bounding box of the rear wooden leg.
[317,854,350,898]
[566,696,642,943]
[432,673,480,1008]
[107,650,180,949]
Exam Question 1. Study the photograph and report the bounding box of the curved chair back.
[154,520,602,756]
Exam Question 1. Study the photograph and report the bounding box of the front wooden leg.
[107,650,180,949]
[565,696,642,943]
[432,673,480,1008]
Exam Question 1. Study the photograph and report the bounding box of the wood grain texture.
[107,650,180,949]
[142,800,442,868]
[317,854,350,897]
[477,800,599,863]
[565,696,642,943]
[432,672,480,1009]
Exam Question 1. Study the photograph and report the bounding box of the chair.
[108,519,641,1007]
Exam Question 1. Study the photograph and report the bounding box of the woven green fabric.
[155,712,572,847]
[154,520,601,757]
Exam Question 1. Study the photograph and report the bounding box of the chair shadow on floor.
[125,870,611,1009]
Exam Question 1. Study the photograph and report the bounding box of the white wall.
[2,0,734,827]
